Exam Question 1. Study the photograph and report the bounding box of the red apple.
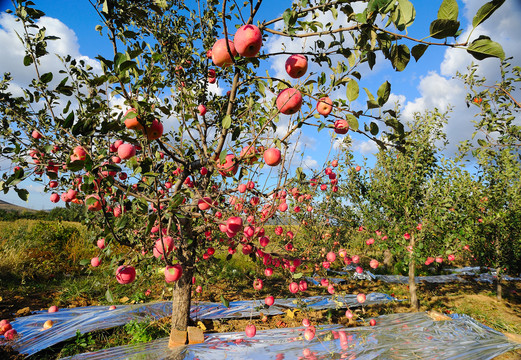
[265,295,274,306]
[276,88,302,115]
[355,165,361,172]
[227,216,243,233]
[0,320,11,335]
[198,197,212,211]
[264,267,273,277]
[48,305,59,313]
[304,326,316,341]
[97,238,106,249]
[334,119,349,134]
[263,148,281,166]
[217,154,238,177]
[245,324,256,338]
[317,97,333,116]
[302,318,310,327]
[370,259,379,269]
[369,319,376,326]
[356,293,366,304]
[326,251,336,262]
[116,265,136,284]
[4,329,17,340]
[50,193,60,203]
[124,108,143,131]
[71,146,87,161]
[299,280,308,292]
[91,257,100,267]
[198,104,207,116]
[234,24,262,57]
[145,119,163,140]
[253,278,263,290]
[153,236,174,258]
[289,282,299,293]
[212,38,237,67]
[285,54,308,78]
[86,194,102,211]
[165,264,183,283]
[240,145,258,164]
[32,130,42,139]
[117,143,136,160]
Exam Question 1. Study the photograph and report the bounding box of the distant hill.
[0,199,37,212]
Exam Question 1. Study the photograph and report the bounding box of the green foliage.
[0,220,91,282]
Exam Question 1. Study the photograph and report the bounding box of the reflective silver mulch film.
[9,293,395,356]
[60,312,521,360]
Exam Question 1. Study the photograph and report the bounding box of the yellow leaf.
[197,321,206,331]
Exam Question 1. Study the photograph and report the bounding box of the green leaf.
[346,114,359,131]
[119,60,137,72]
[429,19,460,39]
[221,294,230,308]
[222,115,232,129]
[79,259,90,266]
[68,160,85,172]
[346,79,359,102]
[369,122,379,136]
[63,111,74,128]
[437,0,458,21]
[390,44,410,72]
[363,87,375,101]
[23,55,33,66]
[15,188,29,201]
[105,288,113,303]
[115,216,129,231]
[411,44,428,62]
[467,35,505,60]
[472,0,505,28]
[40,72,53,83]
[397,0,415,28]
[367,100,380,109]
[377,81,391,106]
[293,272,303,279]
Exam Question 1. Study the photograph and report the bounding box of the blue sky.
[0,0,519,209]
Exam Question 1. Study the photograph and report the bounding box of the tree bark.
[408,235,419,311]
[496,267,503,301]
[169,219,197,348]
[383,249,393,268]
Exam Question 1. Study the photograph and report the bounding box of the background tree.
[458,60,521,300]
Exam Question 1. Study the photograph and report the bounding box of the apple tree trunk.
[495,235,503,301]
[169,219,197,347]
[408,235,419,311]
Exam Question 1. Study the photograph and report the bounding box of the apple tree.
[0,0,507,344]
[457,60,521,300]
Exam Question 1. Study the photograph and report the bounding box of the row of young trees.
[0,0,510,345]
[330,61,521,306]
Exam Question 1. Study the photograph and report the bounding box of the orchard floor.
[1,276,520,359]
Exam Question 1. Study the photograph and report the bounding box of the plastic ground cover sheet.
[329,266,521,284]
[9,293,395,356]
[61,312,521,360]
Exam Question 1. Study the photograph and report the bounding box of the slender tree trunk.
[383,249,393,268]
[496,267,503,301]
[169,219,197,348]
[408,235,419,311]
[495,234,503,301]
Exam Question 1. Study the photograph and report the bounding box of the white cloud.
[0,13,100,89]
[390,1,521,156]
